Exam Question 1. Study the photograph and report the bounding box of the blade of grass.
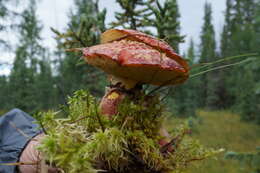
[147,55,258,96]
[190,58,254,78]
[190,53,258,71]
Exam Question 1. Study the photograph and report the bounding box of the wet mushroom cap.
[83,29,189,86]
[101,29,189,72]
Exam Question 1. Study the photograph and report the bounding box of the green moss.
[37,90,222,173]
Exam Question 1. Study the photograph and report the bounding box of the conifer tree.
[220,0,233,58]
[253,0,260,53]
[112,0,183,51]
[198,2,218,109]
[9,0,46,112]
[253,0,260,123]
[0,75,9,109]
[236,68,258,121]
[145,0,183,52]
[0,0,9,49]
[35,56,56,110]
[111,0,185,118]
[171,38,198,117]
[186,38,200,113]
[199,2,216,63]
[218,0,235,109]
[111,0,152,30]
[219,0,259,122]
[56,0,107,100]
[187,39,195,64]
[232,0,259,122]
[138,0,186,116]
[0,0,18,49]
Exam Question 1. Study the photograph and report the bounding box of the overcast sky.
[0,0,226,75]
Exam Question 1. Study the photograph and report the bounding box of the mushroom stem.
[108,75,138,90]
[99,85,173,152]
[100,84,142,118]
[100,86,126,118]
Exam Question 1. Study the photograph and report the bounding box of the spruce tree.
[112,0,183,51]
[233,0,259,122]
[199,2,216,63]
[56,0,107,100]
[220,0,233,58]
[171,38,198,117]
[111,0,151,30]
[185,38,200,114]
[253,0,260,124]
[145,0,183,52]
[0,75,8,109]
[0,0,18,49]
[0,0,9,49]
[187,39,196,64]
[9,0,46,112]
[198,2,218,109]
[141,0,186,116]
[218,0,234,109]
[35,56,56,110]
[219,0,259,122]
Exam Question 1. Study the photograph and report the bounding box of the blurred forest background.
[0,0,259,172]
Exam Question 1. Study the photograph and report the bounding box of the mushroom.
[83,29,189,89]
[81,29,189,152]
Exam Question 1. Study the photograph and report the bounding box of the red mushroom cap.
[101,29,189,72]
[83,29,189,86]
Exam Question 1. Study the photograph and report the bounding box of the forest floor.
[166,110,260,173]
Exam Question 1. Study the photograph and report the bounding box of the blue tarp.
[0,109,41,173]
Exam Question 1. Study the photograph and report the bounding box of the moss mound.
[37,90,221,173]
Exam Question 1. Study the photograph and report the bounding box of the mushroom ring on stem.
[82,29,189,89]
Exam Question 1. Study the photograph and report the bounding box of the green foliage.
[198,2,218,109]
[37,90,221,173]
[167,111,260,173]
[0,0,258,126]
[111,0,184,52]
[54,0,107,99]
[144,0,183,52]
[54,0,106,48]
[168,83,196,118]
[137,0,189,118]
[219,0,260,123]
[225,147,260,173]
[199,2,216,63]
[187,39,196,64]
[235,65,259,122]
[0,0,19,49]
[35,57,56,110]
[110,0,152,30]
[6,0,55,113]
[0,76,9,109]
[167,39,198,118]
[115,94,163,138]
